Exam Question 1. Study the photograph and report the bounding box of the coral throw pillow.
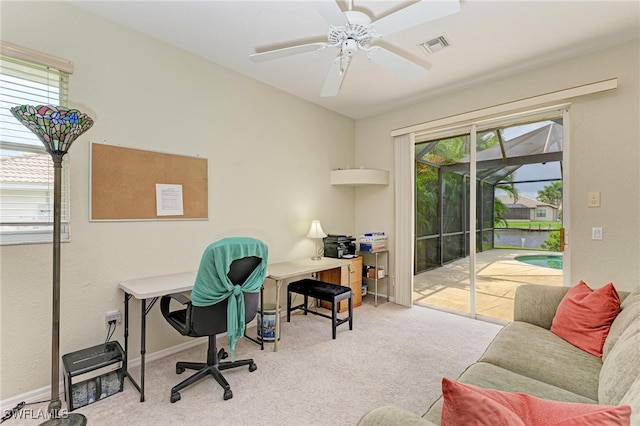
[441,378,631,426]
[550,281,620,357]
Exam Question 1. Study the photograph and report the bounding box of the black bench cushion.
[288,279,351,302]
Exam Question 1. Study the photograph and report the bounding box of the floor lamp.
[11,105,94,426]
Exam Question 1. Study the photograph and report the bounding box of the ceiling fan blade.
[312,1,347,27]
[371,0,461,36]
[321,56,350,97]
[250,42,328,62]
[367,47,427,81]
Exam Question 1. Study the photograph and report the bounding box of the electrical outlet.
[106,310,121,324]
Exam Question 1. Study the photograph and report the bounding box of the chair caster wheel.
[249,362,257,372]
[223,389,233,400]
[218,349,228,360]
[170,392,181,403]
[176,366,185,374]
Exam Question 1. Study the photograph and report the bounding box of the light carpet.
[10,299,502,425]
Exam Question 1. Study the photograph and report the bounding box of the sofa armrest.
[513,284,570,329]
[358,406,437,426]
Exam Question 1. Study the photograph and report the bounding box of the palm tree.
[494,174,519,228]
[537,181,562,207]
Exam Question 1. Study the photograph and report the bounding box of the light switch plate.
[588,191,601,207]
[592,227,603,240]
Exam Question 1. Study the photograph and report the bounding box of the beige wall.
[0,2,355,399]
[2,1,638,402]
[355,39,640,296]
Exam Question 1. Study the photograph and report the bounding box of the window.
[536,208,547,218]
[0,43,73,244]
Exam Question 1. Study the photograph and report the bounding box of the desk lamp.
[306,220,327,260]
[11,105,94,426]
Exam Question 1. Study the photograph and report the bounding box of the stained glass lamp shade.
[10,105,93,426]
[10,105,94,159]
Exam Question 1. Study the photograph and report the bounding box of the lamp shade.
[306,220,327,239]
[10,105,94,157]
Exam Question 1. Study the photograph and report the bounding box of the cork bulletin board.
[90,143,208,221]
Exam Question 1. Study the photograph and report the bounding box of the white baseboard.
[0,338,206,412]
[367,292,395,303]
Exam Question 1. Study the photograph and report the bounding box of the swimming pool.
[515,254,563,270]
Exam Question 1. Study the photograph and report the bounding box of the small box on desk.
[359,242,387,252]
[63,341,124,411]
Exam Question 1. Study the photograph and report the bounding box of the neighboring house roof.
[0,153,51,183]
[497,194,557,209]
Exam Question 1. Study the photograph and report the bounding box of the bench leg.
[348,295,353,330]
[287,290,291,322]
[331,298,337,339]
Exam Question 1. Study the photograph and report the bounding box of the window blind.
[0,51,72,244]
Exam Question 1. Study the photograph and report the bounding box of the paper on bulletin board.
[156,184,184,216]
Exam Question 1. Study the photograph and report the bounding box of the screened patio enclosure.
[415,119,563,274]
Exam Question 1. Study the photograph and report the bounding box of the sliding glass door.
[412,114,565,322]
[414,134,472,314]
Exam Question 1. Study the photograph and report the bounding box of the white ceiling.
[70,0,639,119]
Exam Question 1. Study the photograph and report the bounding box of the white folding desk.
[119,271,196,402]
[118,257,351,402]
[266,257,351,351]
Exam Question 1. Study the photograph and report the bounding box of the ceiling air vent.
[419,35,450,55]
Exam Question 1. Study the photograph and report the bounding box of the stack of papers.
[359,232,387,252]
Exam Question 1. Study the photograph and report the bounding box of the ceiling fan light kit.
[249,0,461,97]
[342,38,359,57]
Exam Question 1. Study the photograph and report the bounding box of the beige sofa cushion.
[457,362,597,403]
[599,320,640,405]
[603,288,640,359]
[358,406,436,426]
[478,321,602,400]
[620,287,640,309]
[619,376,640,426]
[513,285,569,329]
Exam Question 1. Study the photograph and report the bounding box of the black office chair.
[161,237,268,402]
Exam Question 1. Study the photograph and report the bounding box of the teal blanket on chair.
[191,237,268,360]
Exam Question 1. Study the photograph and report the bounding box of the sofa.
[358,284,640,425]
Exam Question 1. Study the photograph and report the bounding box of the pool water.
[515,254,563,270]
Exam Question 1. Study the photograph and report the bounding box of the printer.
[323,234,356,258]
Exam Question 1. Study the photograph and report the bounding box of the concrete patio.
[413,249,563,322]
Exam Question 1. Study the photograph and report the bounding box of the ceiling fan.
[249,0,461,97]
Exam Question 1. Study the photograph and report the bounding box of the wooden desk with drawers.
[319,256,362,313]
